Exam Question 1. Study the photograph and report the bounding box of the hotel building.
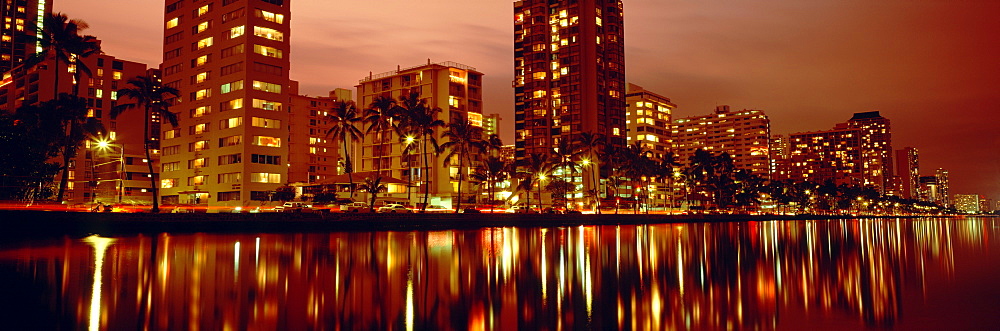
[673,105,771,176]
[158,0,292,207]
[783,111,893,193]
[482,113,501,139]
[355,61,484,206]
[513,0,627,195]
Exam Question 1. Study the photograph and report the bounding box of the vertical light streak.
[405,267,414,331]
[84,235,115,331]
[255,237,260,266]
[542,229,547,302]
[234,241,240,281]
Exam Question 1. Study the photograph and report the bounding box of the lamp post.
[93,138,125,204]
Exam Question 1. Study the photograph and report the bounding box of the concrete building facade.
[673,105,771,176]
[158,0,292,208]
[355,61,484,207]
[625,83,674,160]
[781,111,893,193]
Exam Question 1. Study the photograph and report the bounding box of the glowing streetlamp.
[92,138,125,204]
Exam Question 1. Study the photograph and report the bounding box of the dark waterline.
[0,217,996,330]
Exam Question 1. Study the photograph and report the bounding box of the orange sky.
[58,0,1000,200]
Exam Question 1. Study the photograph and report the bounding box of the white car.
[378,204,412,213]
[420,205,453,213]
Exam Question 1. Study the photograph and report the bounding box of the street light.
[92,138,125,204]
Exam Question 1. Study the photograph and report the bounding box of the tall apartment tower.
[356,61,484,206]
[513,0,626,165]
[287,83,347,185]
[894,147,919,199]
[673,105,771,176]
[482,113,501,139]
[1,0,50,74]
[846,111,893,193]
[935,168,950,207]
[158,0,292,207]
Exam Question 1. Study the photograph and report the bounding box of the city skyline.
[56,0,999,199]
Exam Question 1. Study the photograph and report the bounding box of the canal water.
[0,217,997,330]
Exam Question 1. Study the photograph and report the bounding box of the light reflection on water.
[0,217,997,330]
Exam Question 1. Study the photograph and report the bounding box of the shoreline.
[0,210,978,239]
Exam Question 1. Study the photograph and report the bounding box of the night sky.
[58,0,1000,199]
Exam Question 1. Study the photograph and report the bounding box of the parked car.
[420,205,453,213]
[274,202,307,212]
[505,205,537,214]
[341,202,370,213]
[378,204,412,213]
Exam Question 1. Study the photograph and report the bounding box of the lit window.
[253,26,284,41]
[252,136,281,147]
[113,71,122,80]
[192,106,210,118]
[532,72,546,80]
[195,55,209,66]
[220,80,244,93]
[253,99,282,111]
[251,117,281,129]
[194,88,211,100]
[196,21,209,33]
[196,37,213,49]
[229,25,245,38]
[253,44,282,58]
[166,17,179,29]
[195,72,209,83]
[220,117,243,129]
[252,81,282,94]
[251,173,281,183]
[197,5,210,16]
[161,178,177,188]
[256,9,284,24]
[533,90,546,98]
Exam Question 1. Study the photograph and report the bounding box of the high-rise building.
[158,0,292,208]
[513,0,626,171]
[482,113,501,139]
[1,0,50,74]
[355,61,483,207]
[918,175,939,203]
[0,48,152,204]
[673,105,771,176]
[935,168,950,207]
[953,194,981,213]
[783,111,893,192]
[625,83,674,160]
[895,147,919,199]
[287,83,347,185]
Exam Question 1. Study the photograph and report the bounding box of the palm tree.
[476,156,509,213]
[47,94,103,203]
[575,132,604,212]
[484,134,504,157]
[656,152,681,211]
[550,139,582,209]
[620,143,654,213]
[365,96,397,178]
[516,153,550,212]
[112,74,180,213]
[358,176,387,212]
[325,101,364,199]
[440,119,483,213]
[394,92,444,210]
[24,13,101,98]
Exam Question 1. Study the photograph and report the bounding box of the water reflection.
[0,217,997,330]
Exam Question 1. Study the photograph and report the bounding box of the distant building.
[158,0,292,207]
[500,145,515,164]
[918,176,940,203]
[953,194,981,213]
[782,111,893,193]
[0,49,152,204]
[895,147,919,199]
[482,113,501,139]
[1,0,50,74]
[673,105,771,176]
[355,61,484,207]
[935,168,950,207]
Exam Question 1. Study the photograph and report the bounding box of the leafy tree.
[44,94,103,203]
[545,179,575,209]
[325,101,364,199]
[23,13,101,98]
[394,93,445,211]
[474,156,510,212]
[575,132,605,212]
[364,96,397,177]
[112,74,180,213]
[0,104,65,201]
[272,185,295,202]
[550,139,582,209]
